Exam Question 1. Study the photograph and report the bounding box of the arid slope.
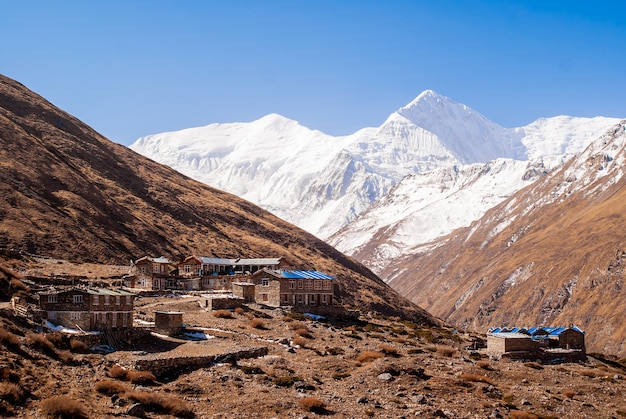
[389,122,626,356]
[0,74,436,323]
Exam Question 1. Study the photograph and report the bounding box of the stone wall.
[127,346,268,380]
[207,296,244,311]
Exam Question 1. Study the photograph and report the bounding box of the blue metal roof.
[198,257,237,264]
[280,270,336,280]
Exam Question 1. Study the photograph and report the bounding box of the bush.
[40,395,88,419]
[476,360,492,370]
[213,309,233,319]
[234,307,245,315]
[250,318,267,330]
[563,389,576,399]
[25,332,55,355]
[0,382,25,404]
[45,332,65,349]
[272,376,302,387]
[524,362,544,370]
[356,351,384,363]
[299,397,327,413]
[509,411,538,419]
[379,344,400,357]
[458,373,494,385]
[69,338,89,353]
[126,370,156,385]
[125,390,194,418]
[327,347,344,355]
[94,379,127,396]
[56,350,74,364]
[436,346,457,357]
[292,336,308,348]
[107,365,128,380]
[288,321,308,331]
[295,328,313,339]
[0,327,21,350]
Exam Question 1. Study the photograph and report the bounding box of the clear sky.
[2,1,625,145]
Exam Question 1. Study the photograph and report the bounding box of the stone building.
[154,311,183,336]
[133,256,175,290]
[39,288,135,331]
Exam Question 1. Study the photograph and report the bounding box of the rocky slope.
[388,121,626,357]
[0,74,434,323]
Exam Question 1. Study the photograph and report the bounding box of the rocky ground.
[1,262,626,418]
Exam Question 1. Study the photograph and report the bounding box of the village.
[3,255,622,419]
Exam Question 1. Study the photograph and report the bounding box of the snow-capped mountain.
[386,120,626,357]
[129,91,619,250]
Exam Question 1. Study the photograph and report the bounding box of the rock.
[110,394,119,404]
[521,399,532,406]
[412,394,427,404]
[432,409,448,418]
[127,403,146,418]
[357,396,369,404]
[378,373,394,382]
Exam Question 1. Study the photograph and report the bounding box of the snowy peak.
[387,90,526,164]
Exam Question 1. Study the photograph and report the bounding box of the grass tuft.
[356,351,384,363]
[213,309,233,319]
[299,397,327,413]
[40,395,88,419]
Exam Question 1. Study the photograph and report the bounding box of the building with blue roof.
[487,325,585,359]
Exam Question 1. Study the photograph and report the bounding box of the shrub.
[299,397,327,413]
[524,362,544,370]
[272,376,302,387]
[295,328,313,339]
[125,390,194,418]
[563,389,576,399]
[292,336,308,348]
[580,369,602,378]
[56,350,74,364]
[289,321,308,331]
[107,365,128,380]
[250,318,267,330]
[213,309,233,319]
[234,307,245,315]
[436,346,457,357]
[0,382,25,404]
[356,351,384,363]
[240,365,264,375]
[25,332,55,355]
[69,338,89,353]
[458,373,494,385]
[0,327,21,350]
[40,395,88,419]
[327,347,344,355]
[126,370,156,385]
[476,360,492,370]
[94,379,127,396]
[332,372,350,380]
[45,332,65,349]
[379,344,400,357]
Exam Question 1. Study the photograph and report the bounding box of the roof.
[198,257,237,265]
[40,288,135,296]
[135,256,171,264]
[489,326,585,336]
[234,258,281,265]
[488,332,531,339]
[274,270,336,280]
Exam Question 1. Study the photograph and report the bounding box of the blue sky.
[2,1,625,145]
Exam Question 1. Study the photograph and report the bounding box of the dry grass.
[94,380,128,396]
[56,349,74,364]
[563,388,576,399]
[234,306,245,315]
[288,321,308,331]
[213,309,233,319]
[0,326,21,350]
[40,395,88,419]
[292,336,308,348]
[0,382,25,404]
[107,364,128,380]
[9,278,29,293]
[580,369,603,378]
[299,397,327,413]
[524,362,544,370]
[126,370,156,385]
[125,390,194,418]
[458,373,494,385]
[69,338,89,353]
[476,360,493,370]
[25,332,56,354]
[295,328,313,339]
[356,351,384,363]
[436,345,457,357]
[379,344,400,357]
[250,318,267,329]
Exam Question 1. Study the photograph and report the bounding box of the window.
[153,264,160,273]
[289,281,296,289]
[262,293,269,302]
[153,279,159,288]
[297,294,303,304]
[262,278,269,287]
[115,296,121,305]
[323,280,332,290]
[298,279,303,289]
[309,294,316,305]
[314,280,322,290]
[104,296,110,306]
[73,295,83,304]
[93,295,99,305]
[70,312,80,320]
[126,296,131,304]
[184,264,191,273]
[282,294,289,303]
[47,295,58,303]
[140,266,146,274]
[322,294,327,304]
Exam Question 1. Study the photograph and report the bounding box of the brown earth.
[0,73,435,323]
[1,290,626,418]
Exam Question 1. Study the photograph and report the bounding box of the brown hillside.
[0,74,437,324]
[389,122,626,357]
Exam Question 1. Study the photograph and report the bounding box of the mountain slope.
[0,74,437,323]
[387,121,626,356]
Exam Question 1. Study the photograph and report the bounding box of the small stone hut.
[154,311,183,336]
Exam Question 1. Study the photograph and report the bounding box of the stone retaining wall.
[127,346,268,380]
